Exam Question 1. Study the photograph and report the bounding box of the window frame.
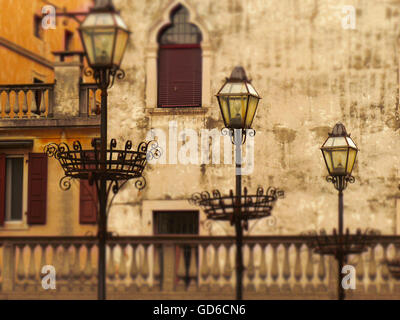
[0,150,29,230]
[34,15,44,40]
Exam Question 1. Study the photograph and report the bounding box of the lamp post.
[191,67,283,300]
[320,122,358,300]
[46,0,160,301]
[216,67,261,300]
[78,0,130,301]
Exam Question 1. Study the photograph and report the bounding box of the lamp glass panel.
[331,148,348,175]
[219,83,232,94]
[228,96,247,128]
[346,136,357,148]
[347,148,357,174]
[92,28,115,65]
[245,95,260,128]
[229,83,247,94]
[247,83,259,97]
[114,14,128,29]
[322,150,334,174]
[113,29,129,66]
[81,30,95,65]
[218,96,230,127]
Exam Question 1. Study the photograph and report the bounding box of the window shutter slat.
[79,180,98,224]
[0,154,5,226]
[28,153,47,224]
[158,47,202,108]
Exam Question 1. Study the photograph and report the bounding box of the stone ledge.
[146,107,209,116]
[0,117,100,129]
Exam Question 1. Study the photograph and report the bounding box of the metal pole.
[234,129,243,300]
[337,183,345,301]
[98,79,108,300]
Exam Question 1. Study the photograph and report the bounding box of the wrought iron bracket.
[326,175,355,192]
[221,127,256,145]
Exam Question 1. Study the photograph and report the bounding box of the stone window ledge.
[146,107,209,116]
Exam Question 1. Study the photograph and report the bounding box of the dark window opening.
[154,211,199,287]
[34,15,43,39]
[5,157,23,221]
[64,30,74,51]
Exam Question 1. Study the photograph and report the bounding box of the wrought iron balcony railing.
[0,235,399,299]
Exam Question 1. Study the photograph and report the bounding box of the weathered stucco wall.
[106,0,400,236]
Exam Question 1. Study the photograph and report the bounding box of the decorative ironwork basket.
[190,187,284,225]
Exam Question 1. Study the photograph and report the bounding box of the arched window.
[157,5,202,108]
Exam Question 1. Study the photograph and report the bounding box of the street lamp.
[46,0,160,300]
[216,66,261,130]
[191,67,283,300]
[321,122,358,300]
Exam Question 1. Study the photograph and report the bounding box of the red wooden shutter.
[158,46,202,107]
[28,153,47,224]
[0,154,5,226]
[79,179,98,224]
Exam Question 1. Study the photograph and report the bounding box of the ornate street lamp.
[191,67,283,300]
[46,0,159,300]
[78,0,130,86]
[216,66,261,130]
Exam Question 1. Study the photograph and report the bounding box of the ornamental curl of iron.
[221,127,256,145]
[326,175,355,191]
[189,186,284,224]
[83,66,126,89]
[302,228,380,258]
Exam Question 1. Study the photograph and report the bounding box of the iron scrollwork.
[221,127,256,145]
[326,175,355,191]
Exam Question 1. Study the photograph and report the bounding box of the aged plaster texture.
[104,0,400,236]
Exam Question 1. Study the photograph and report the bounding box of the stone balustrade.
[0,83,100,121]
[0,235,399,299]
[0,84,54,119]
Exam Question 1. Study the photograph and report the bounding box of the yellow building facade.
[0,0,99,237]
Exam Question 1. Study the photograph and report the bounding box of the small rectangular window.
[5,157,24,221]
[34,15,43,39]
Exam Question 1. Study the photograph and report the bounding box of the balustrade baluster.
[27,244,37,291]
[305,246,314,293]
[22,90,28,117]
[16,244,26,290]
[281,243,291,292]
[83,244,94,292]
[107,244,116,284]
[293,244,303,293]
[13,90,20,118]
[246,244,256,292]
[60,244,71,291]
[118,244,128,292]
[129,244,138,292]
[222,243,233,292]
[356,252,365,294]
[258,244,267,293]
[199,244,210,291]
[72,244,82,290]
[140,244,150,292]
[176,245,186,291]
[30,89,38,116]
[187,245,198,291]
[368,245,377,294]
[380,244,390,294]
[152,245,161,291]
[211,244,221,292]
[39,89,46,115]
[3,90,11,117]
[270,244,279,293]
[317,254,327,292]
